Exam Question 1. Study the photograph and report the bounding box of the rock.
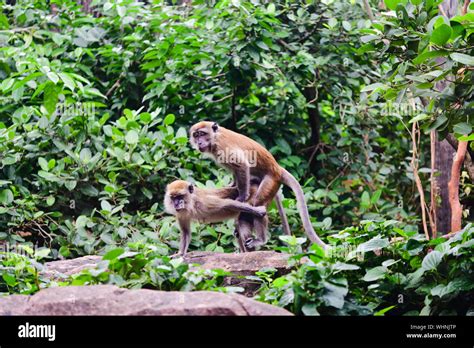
[42,255,102,280]
[41,251,292,296]
[42,251,291,292]
[184,251,292,296]
[184,250,291,274]
[0,285,292,316]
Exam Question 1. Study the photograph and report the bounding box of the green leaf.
[384,0,407,11]
[371,189,382,205]
[44,85,59,115]
[48,159,56,170]
[363,266,387,281]
[125,130,139,144]
[34,248,51,259]
[302,303,319,316]
[361,191,371,209]
[421,250,443,271]
[59,246,71,257]
[47,71,60,84]
[0,14,9,29]
[79,148,92,163]
[267,3,276,14]
[0,189,14,204]
[450,53,474,65]
[361,83,386,92]
[101,200,112,212]
[430,24,452,45]
[2,274,16,286]
[46,196,55,206]
[453,122,472,135]
[103,248,125,260]
[59,73,75,91]
[38,157,49,171]
[164,114,175,125]
[275,138,291,155]
[38,170,60,182]
[413,50,448,65]
[374,305,395,316]
[81,184,99,197]
[333,262,360,271]
[357,237,389,252]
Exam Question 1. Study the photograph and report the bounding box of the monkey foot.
[254,206,267,218]
[236,194,250,203]
[244,238,263,250]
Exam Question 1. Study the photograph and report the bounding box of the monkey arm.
[219,198,266,217]
[177,218,191,256]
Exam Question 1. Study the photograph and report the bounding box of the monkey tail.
[280,168,328,249]
[275,191,291,236]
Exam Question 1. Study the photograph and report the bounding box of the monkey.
[189,121,328,250]
[164,180,268,256]
[164,180,291,256]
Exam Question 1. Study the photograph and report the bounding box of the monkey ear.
[188,184,194,193]
[212,122,218,132]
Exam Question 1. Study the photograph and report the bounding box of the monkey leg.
[243,214,269,251]
[236,212,255,252]
[176,219,191,257]
[252,175,281,207]
[234,227,247,253]
[234,165,250,202]
[243,175,279,249]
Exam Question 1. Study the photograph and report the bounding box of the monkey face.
[190,122,218,153]
[164,180,195,215]
[171,194,186,211]
[191,129,212,152]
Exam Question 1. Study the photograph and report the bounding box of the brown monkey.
[164,180,268,256]
[189,121,327,250]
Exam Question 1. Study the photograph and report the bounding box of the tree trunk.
[431,0,464,234]
[434,139,454,234]
[448,141,468,232]
[303,86,320,176]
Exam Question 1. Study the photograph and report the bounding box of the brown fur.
[164,180,265,255]
[190,121,328,250]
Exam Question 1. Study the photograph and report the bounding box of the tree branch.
[411,122,431,240]
[448,141,468,232]
[362,0,375,21]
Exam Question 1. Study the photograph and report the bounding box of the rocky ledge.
[0,285,292,316]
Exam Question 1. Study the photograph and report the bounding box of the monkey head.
[189,121,218,153]
[164,180,195,214]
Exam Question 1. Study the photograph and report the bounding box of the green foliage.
[0,0,472,317]
[366,0,474,138]
[256,222,474,315]
[0,245,51,295]
[0,0,420,257]
[70,242,232,292]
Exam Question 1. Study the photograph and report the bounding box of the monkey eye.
[193,131,206,137]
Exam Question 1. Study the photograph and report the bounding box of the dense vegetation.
[0,0,472,315]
